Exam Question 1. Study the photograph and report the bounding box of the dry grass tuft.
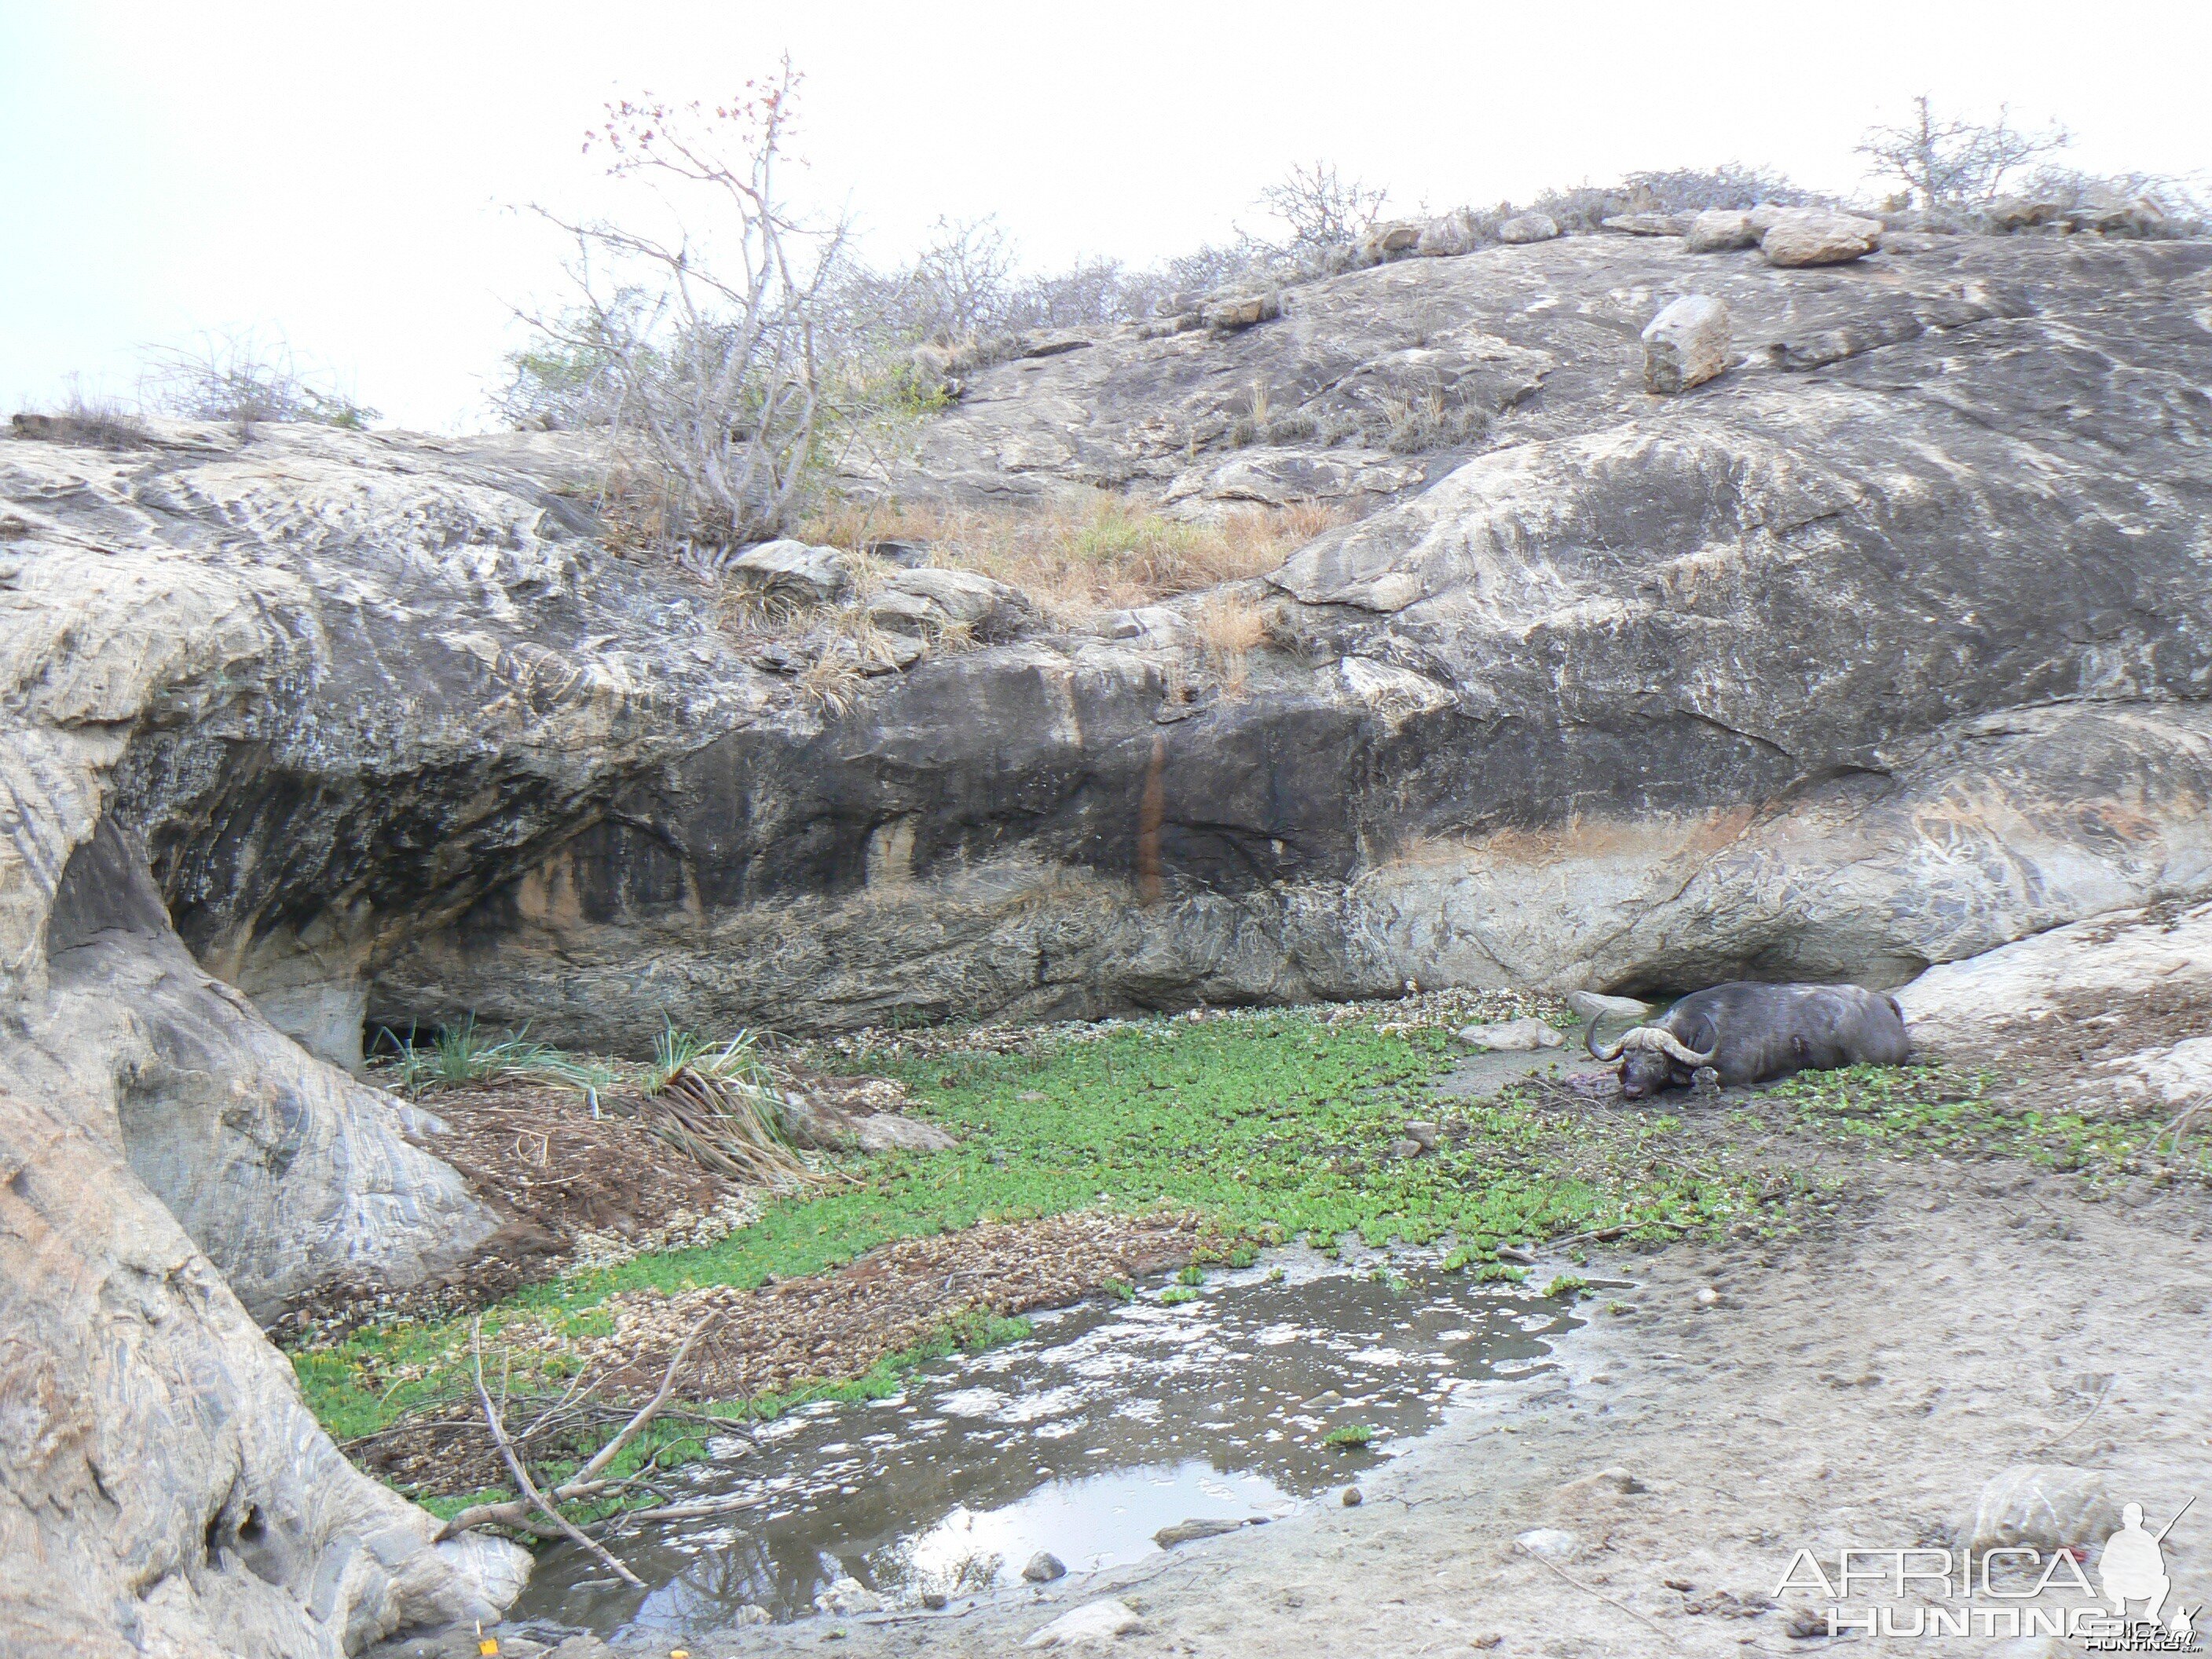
[1193,590,1271,698]
[800,491,1343,624]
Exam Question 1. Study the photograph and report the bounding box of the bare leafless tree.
[1857,95,2070,219]
[528,60,851,545]
[905,217,1020,338]
[1259,161,1390,252]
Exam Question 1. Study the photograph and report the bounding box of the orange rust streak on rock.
[1137,733,1166,905]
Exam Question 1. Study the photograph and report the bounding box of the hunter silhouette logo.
[2099,1498,2194,1633]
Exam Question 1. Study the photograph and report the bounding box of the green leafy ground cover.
[295,1007,2203,1512]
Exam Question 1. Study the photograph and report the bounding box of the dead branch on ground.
[438,1313,722,1560]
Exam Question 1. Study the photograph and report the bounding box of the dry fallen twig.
[1519,1545,1680,1645]
[438,1314,720,1566]
[455,1317,644,1585]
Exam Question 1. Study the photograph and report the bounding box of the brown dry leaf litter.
[572,1209,1212,1401]
[412,1080,734,1244]
[276,1082,742,1340]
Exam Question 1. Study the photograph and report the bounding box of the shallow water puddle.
[510,1253,1580,1633]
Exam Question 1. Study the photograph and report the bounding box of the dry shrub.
[799,490,1343,623]
[1193,591,1269,698]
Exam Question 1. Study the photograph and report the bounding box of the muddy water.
[509,1252,1585,1636]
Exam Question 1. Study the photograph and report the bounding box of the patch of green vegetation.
[1544,1273,1591,1299]
[1767,1063,2190,1177]
[1323,1423,1376,1448]
[1475,1262,1529,1284]
[1175,1265,1206,1286]
[1159,1285,1201,1306]
[372,1014,610,1094]
[294,1006,1873,1498]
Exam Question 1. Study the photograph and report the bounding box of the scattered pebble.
[1023,1551,1068,1583]
[1514,1527,1583,1562]
[1342,1486,1364,1507]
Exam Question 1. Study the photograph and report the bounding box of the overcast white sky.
[5,1,2207,431]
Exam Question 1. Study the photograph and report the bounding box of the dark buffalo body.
[1603,981,1913,1099]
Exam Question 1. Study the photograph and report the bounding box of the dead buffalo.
[1582,981,1912,1100]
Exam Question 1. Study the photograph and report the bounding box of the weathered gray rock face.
[30,819,500,1319]
[0,1053,526,1654]
[0,434,569,1649]
[4,236,2209,1053]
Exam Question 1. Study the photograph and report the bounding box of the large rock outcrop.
[0,520,524,1646]
[7,234,2212,1053]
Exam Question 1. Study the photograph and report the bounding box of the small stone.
[867,566,1020,637]
[1342,1485,1364,1507]
[1206,292,1280,332]
[1957,1464,2121,1552]
[1783,1606,1828,1638]
[1304,1390,1345,1408]
[1416,212,1479,257]
[1025,1599,1145,1648]
[1496,212,1561,244]
[919,1590,949,1610]
[1695,1286,1721,1306]
[1457,1017,1565,1052]
[1558,1465,1647,1498]
[729,538,848,603]
[1642,295,1730,395]
[1564,991,1654,1025]
[1023,1551,1067,1583]
[1402,1120,1441,1152]
[735,1604,772,1625]
[1514,1526,1583,1562]
[1387,1137,1425,1159]
[814,1575,884,1617]
[1361,220,1426,262]
[1472,1635,1503,1650]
